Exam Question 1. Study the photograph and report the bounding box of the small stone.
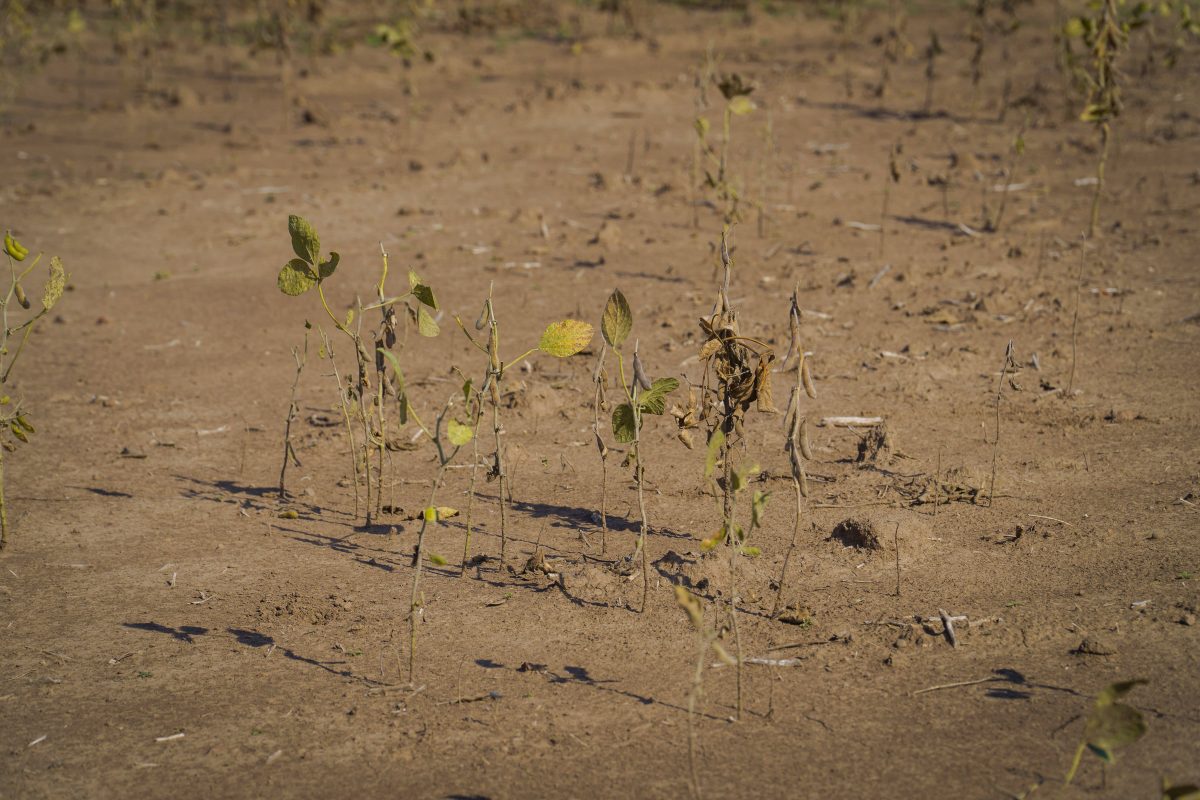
[1180,613,1196,627]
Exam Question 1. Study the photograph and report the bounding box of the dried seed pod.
[594,429,608,459]
[799,416,813,460]
[801,356,816,399]
[14,282,30,310]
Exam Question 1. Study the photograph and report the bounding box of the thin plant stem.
[409,464,445,682]
[771,475,802,618]
[988,340,1013,507]
[279,332,308,499]
[460,396,484,577]
[1068,243,1085,396]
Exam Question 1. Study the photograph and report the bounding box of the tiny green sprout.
[137,671,153,679]
[1064,679,1148,786]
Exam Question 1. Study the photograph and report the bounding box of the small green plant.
[1065,0,1153,237]
[699,432,768,722]
[674,585,734,800]
[276,215,439,526]
[402,389,473,682]
[694,72,756,226]
[1064,679,1148,787]
[604,289,678,612]
[456,286,593,570]
[984,117,1028,233]
[0,229,66,552]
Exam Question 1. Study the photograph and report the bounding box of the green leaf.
[741,546,761,557]
[704,429,725,479]
[378,347,405,383]
[447,419,473,447]
[42,256,66,310]
[638,377,679,415]
[751,489,770,528]
[318,251,340,279]
[700,526,727,552]
[409,271,438,309]
[731,463,760,493]
[1085,703,1146,762]
[417,306,440,337]
[423,506,437,522]
[461,378,473,405]
[429,552,448,566]
[1082,680,1148,765]
[601,289,633,349]
[288,215,320,265]
[729,95,755,116]
[539,319,594,357]
[611,403,636,444]
[278,259,317,296]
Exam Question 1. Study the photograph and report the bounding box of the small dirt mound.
[655,549,777,609]
[831,516,883,550]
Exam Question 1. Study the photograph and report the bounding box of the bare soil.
[2,4,1199,798]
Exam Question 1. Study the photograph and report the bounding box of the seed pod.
[593,429,608,459]
[799,416,812,459]
[9,422,28,443]
[3,231,28,261]
[632,352,652,392]
[14,282,30,309]
[801,356,816,399]
[14,415,34,434]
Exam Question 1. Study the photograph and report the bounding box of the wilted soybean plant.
[276,214,440,525]
[0,230,66,551]
[602,288,678,612]
[455,285,593,570]
[772,287,817,617]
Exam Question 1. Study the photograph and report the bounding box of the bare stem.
[409,464,445,682]
[279,333,308,499]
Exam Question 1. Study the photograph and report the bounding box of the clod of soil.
[831,516,883,550]
[1074,636,1118,656]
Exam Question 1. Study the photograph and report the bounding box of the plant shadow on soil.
[471,659,731,722]
[121,621,388,684]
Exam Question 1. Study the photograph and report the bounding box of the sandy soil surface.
[1,3,1198,798]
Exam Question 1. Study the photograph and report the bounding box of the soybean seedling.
[695,71,756,226]
[0,230,66,551]
[276,215,439,525]
[604,290,678,612]
[456,285,593,570]
[1064,679,1147,787]
[402,390,473,682]
[772,288,817,617]
[984,117,1028,233]
[675,585,735,800]
[699,432,768,722]
[1065,1,1149,238]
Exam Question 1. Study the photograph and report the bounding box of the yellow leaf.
[538,319,594,357]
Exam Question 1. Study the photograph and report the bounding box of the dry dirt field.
[2,2,1199,798]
